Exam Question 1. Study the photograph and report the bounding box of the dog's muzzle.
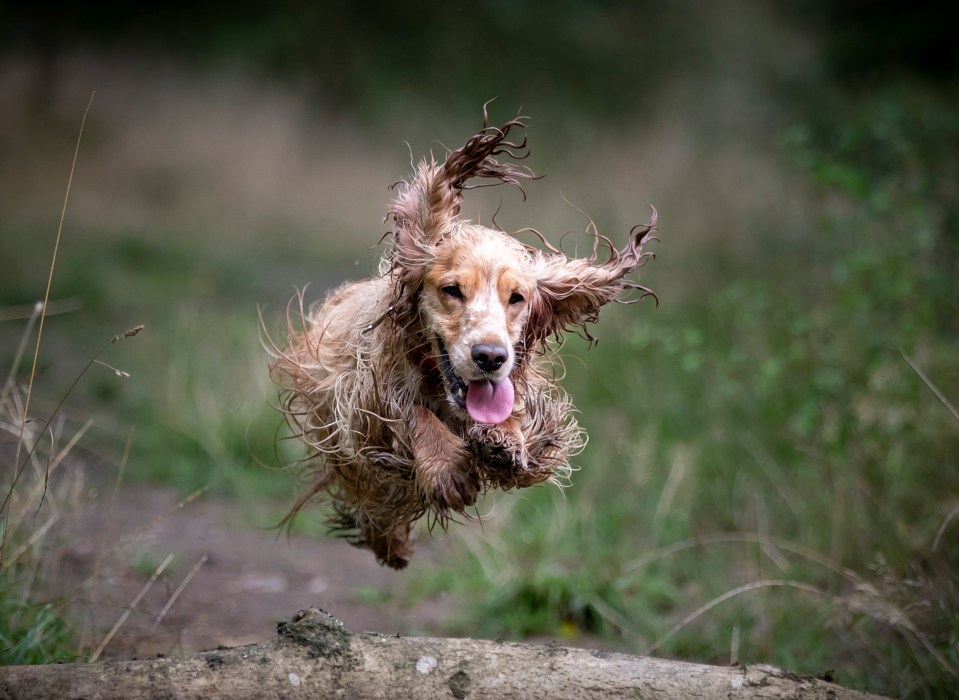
[436,339,515,424]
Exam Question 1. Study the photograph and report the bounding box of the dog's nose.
[471,343,509,373]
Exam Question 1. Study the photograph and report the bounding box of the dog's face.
[419,225,533,425]
[387,117,656,427]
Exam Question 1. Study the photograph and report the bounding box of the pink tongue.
[466,378,515,424]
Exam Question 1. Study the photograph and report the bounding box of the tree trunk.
[0,607,886,699]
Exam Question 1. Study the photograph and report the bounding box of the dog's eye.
[442,284,464,300]
[508,292,525,305]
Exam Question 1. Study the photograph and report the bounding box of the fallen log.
[0,607,886,699]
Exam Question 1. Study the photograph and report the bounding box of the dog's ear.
[385,112,537,325]
[525,208,658,348]
[388,114,534,250]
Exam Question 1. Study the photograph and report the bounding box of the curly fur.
[269,113,657,569]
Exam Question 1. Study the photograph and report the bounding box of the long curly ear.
[385,112,537,325]
[525,207,658,348]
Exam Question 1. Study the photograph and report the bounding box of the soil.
[44,481,461,661]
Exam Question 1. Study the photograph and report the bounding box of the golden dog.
[271,114,657,568]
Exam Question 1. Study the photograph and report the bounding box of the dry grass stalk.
[89,553,175,663]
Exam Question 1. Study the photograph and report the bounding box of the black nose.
[471,343,509,373]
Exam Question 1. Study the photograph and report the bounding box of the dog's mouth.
[436,339,515,425]
[437,339,468,408]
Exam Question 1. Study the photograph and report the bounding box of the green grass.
[409,88,959,698]
[1,375,88,666]
[1,40,957,700]
[0,224,353,500]
[0,600,75,665]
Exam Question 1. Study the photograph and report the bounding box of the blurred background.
[1,1,957,696]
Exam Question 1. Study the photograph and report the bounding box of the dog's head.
[414,224,532,423]
[384,114,656,425]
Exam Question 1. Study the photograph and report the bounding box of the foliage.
[0,598,75,665]
[0,381,84,666]
[419,88,959,698]
[2,3,957,694]
[0,1,690,124]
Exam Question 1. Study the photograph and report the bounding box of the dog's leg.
[356,513,415,570]
[412,405,479,511]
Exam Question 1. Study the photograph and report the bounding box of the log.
[0,607,885,699]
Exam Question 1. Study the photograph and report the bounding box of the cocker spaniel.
[271,113,657,568]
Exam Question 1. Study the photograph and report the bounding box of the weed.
[417,87,959,698]
[1,22,955,696]
[1,345,90,665]
[0,96,182,666]
[0,600,73,664]
[354,586,393,606]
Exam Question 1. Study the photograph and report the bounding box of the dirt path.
[46,483,459,660]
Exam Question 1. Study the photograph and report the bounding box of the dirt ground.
[44,481,461,661]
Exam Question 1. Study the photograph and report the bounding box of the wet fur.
[269,115,656,568]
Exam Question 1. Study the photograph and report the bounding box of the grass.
[1,32,957,700]
[1,328,91,665]
[1,107,94,666]
[0,224,322,501]
[0,100,232,666]
[408,88,959,698]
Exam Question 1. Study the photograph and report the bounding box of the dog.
[270,113,657,569]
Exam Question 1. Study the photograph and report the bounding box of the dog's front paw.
[469,422,529,475]
[412,405,480,512]
[414,446,481,512]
